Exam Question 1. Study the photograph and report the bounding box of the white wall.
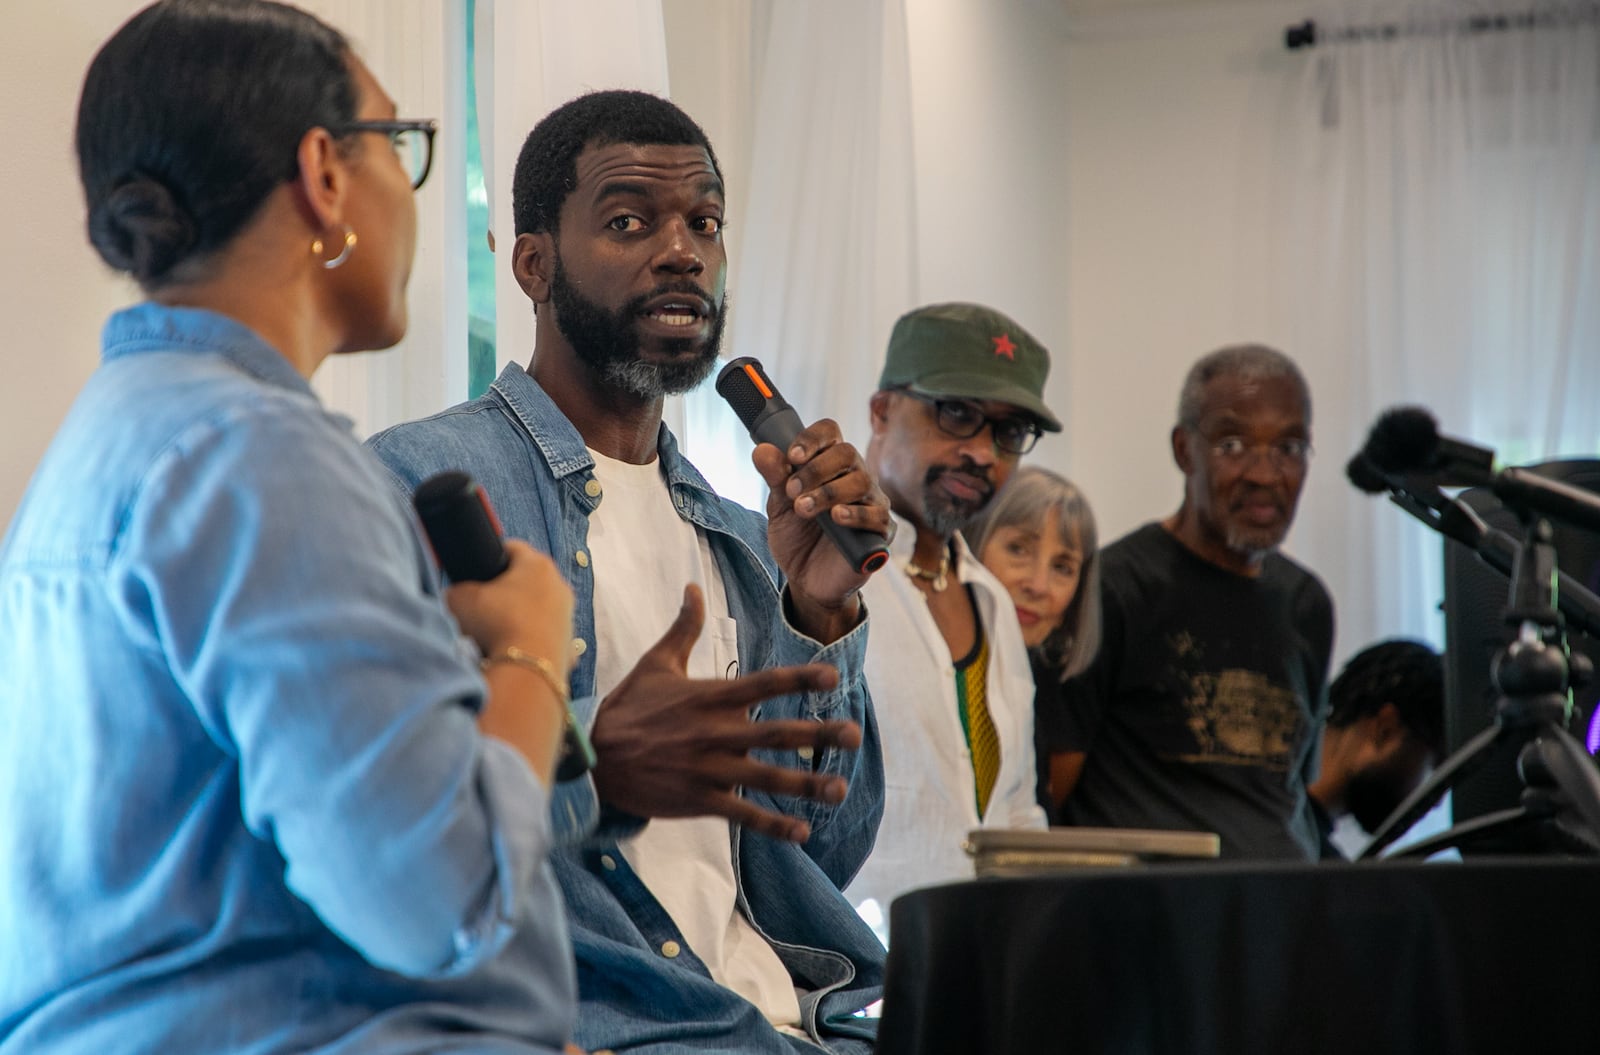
[1058,2,1307,543]
[1056,1,1404,663]
[1,1,144,530]
[905,0,1074,469]
[0,0,464,527]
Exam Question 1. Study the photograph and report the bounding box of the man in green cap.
[844,302,1060,934]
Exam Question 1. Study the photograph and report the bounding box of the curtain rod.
[1284,8,1594,50]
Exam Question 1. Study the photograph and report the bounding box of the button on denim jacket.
[368,364,885,1054]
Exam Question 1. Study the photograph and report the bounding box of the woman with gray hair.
[965,466,1102,819]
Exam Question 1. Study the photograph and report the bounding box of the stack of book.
[964,828,1221,876]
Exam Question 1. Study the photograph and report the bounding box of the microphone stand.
[1357,493,1600,859]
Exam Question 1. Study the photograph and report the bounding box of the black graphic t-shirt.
[1056,522,1335,859]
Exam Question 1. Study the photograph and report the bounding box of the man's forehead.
[908,390,1032,420]
[572,141,722,196]
[1197,374,1308,428]
[976,398,1034,420]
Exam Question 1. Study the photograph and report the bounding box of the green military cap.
[877,302,1061,432]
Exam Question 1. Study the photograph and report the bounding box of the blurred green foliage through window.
[465,0,496,398]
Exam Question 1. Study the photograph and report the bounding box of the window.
[464,0,495,398]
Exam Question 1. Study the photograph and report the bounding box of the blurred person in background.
[966,465,1102,820]
[846,302,1058,934]
[1308,639,1445,860]
[1052,344,1333,860]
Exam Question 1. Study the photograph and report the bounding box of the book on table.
[964,827,1221,876]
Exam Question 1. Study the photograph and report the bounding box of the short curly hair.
[511,89,721,238]
[1176,344,1311,431]
[1327,639,1446,759]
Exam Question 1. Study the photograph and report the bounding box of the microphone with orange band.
[715,357,890,575]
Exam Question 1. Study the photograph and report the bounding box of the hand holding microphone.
[413,471,593,783]
[717,358,892,640]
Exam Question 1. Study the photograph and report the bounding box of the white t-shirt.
[586,448,802,1030]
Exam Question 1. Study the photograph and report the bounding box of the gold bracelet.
[480,646,570,707]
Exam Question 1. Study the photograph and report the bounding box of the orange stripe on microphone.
[742,363,774,399]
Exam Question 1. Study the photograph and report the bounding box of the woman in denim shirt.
[0,2,580,1052]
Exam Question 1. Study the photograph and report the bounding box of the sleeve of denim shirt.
[364,452,606,851]
[757,590,882,890]
[110,400,552,979]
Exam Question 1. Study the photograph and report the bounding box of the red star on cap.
[992,334,1017,360]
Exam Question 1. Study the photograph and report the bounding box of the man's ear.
[512,231,555,304]
[1172,425,1194,474]
[868,390,895,436]
[1370,702,1406,747]
[290,127,347,235]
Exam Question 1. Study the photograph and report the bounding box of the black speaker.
[1441,459,1600,851]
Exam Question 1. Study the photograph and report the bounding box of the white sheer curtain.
[681,0,918,509]
[302,0,469,441]
[474,0,678,430]
[1264,0,1600,656]
[298,1,676,438]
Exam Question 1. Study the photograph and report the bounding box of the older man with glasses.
[1052,344,1334,861]
[846,302,1059,935]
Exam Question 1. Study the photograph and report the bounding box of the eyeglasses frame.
[1200,433,1314,472]
[330,118,439,191]
[899,388,1043,456]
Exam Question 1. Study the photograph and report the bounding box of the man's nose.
[653,217,704,275]
[1241,446,1286,483]
[957,426,1000,466]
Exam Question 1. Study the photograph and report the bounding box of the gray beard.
[921,486,985,538]
[598,353,718,401]
[1225,523,1287,560]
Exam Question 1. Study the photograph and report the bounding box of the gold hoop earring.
[311,225,358,270]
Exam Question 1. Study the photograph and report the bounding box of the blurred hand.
[590,585,863,843]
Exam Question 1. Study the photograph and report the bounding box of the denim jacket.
[368,364,885,1054]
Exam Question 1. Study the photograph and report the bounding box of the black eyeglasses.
[901,390,1042,455]
[333,119,438,191]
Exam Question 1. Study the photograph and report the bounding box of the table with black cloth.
[877,858,1600,1055]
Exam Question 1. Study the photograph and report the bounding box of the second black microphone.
[715,357,890,575]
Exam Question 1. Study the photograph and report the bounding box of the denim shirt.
[368,363,885,1054]
[0,305,574,1054]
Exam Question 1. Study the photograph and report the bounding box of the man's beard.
[1223,489,1291,558]
[1224,522,1288,559]
[919,459,995,537]
[550,256,725,400]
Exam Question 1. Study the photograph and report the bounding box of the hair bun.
[88,177,198,283]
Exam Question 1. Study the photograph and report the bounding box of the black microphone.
[715,357,890,575]
[1353,407,1600,534]
[1344,450,1391,494]
[413,471,510,583]
[412,470,594,782]
[1359,406,1496,487]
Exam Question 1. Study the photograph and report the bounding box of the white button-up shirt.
[846,516,1047,927]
